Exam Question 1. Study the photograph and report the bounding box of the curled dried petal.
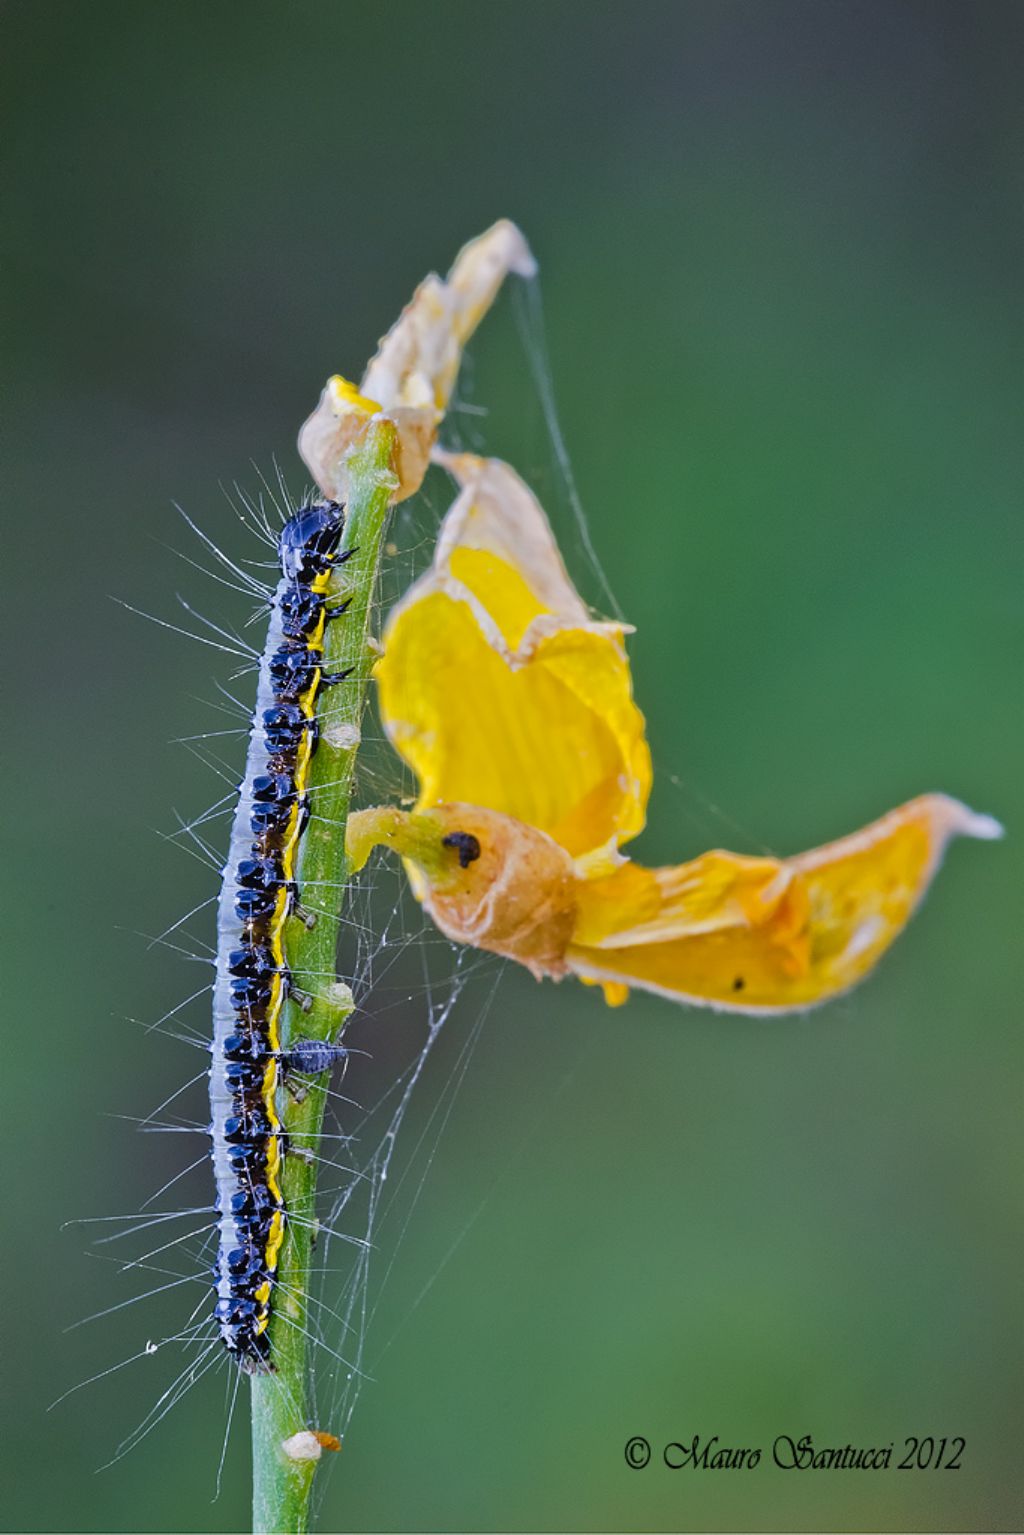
[347,803,577,979]
[298,221,535,503]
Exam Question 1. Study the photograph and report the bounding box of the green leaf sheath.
[250,418,398,1535]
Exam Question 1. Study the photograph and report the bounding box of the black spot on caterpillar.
[211,498,350,1373]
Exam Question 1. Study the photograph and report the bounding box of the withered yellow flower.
[349,450,1001,1014]
[299,221,535,504]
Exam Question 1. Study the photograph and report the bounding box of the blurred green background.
[3,3,1021,1531]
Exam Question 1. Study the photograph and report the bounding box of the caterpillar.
[211,498,353,1372]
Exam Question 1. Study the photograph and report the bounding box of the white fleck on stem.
[282,1432,323,1463]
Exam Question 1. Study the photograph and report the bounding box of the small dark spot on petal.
[732,976,745,991]
[442,831,481,869]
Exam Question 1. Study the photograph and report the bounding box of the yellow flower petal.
[298,221,535,503]
[578,976,632,1007]
[568,794,1002,1012]
[376,453,652,861]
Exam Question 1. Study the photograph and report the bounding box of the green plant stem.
[251,417,397,1535]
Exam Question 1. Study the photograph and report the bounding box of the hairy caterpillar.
[211,499,353,1371]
